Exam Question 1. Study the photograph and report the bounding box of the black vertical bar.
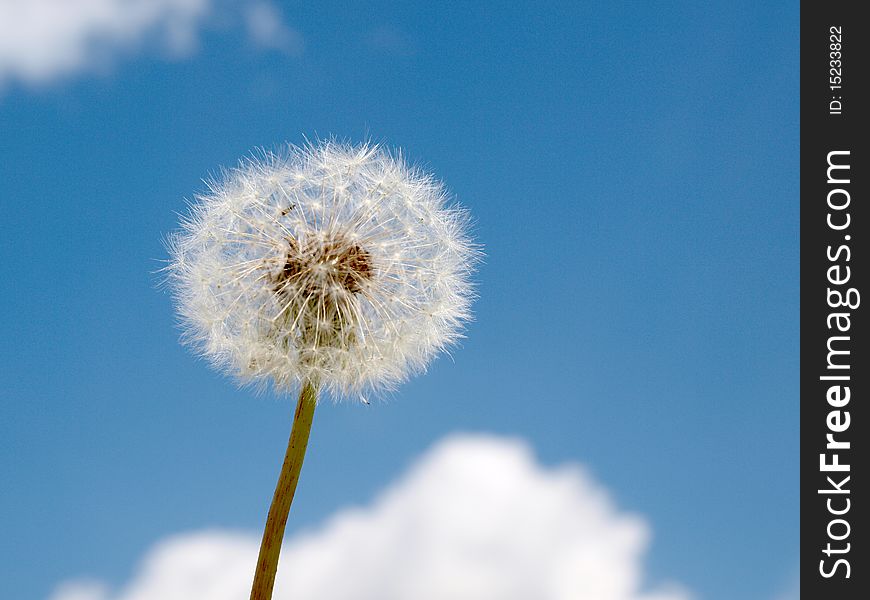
[801,1,867,597]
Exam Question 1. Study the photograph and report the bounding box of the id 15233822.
[829,25,843,115]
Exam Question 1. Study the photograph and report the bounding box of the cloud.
[0,0,301,87]
[770,574,799,600]
[47,434,690,600]
[244,1,303,55]
[0,0,209,85]
[45,581,110,600]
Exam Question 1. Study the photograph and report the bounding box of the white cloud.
[47,434,690,600]
[0,0,301,87]
[770,574,799,600]
[0,0,210,85]
[46,581,110,600]
[244,1,303,55]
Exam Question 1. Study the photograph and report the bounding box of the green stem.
[250,381,318,600]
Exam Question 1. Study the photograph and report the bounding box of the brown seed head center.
[274,236,373,296]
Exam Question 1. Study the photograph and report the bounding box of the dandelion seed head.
[167,141,478,400]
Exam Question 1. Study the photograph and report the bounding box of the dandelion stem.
[250,381,317,600]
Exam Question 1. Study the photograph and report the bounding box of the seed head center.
[274,235,373,297]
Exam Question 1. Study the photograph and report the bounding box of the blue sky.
[0,2,798,599]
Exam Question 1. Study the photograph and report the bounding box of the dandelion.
[167,140,477,600]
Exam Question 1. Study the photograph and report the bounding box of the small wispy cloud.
[770,573,799,600]
[0,0,302,89]
[45,581,110,600]
[244,1,303,55]
[47,434,690,600]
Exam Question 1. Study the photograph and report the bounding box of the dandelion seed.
[166,140,478,600]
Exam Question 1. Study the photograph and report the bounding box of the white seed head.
[167,141,478,400]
